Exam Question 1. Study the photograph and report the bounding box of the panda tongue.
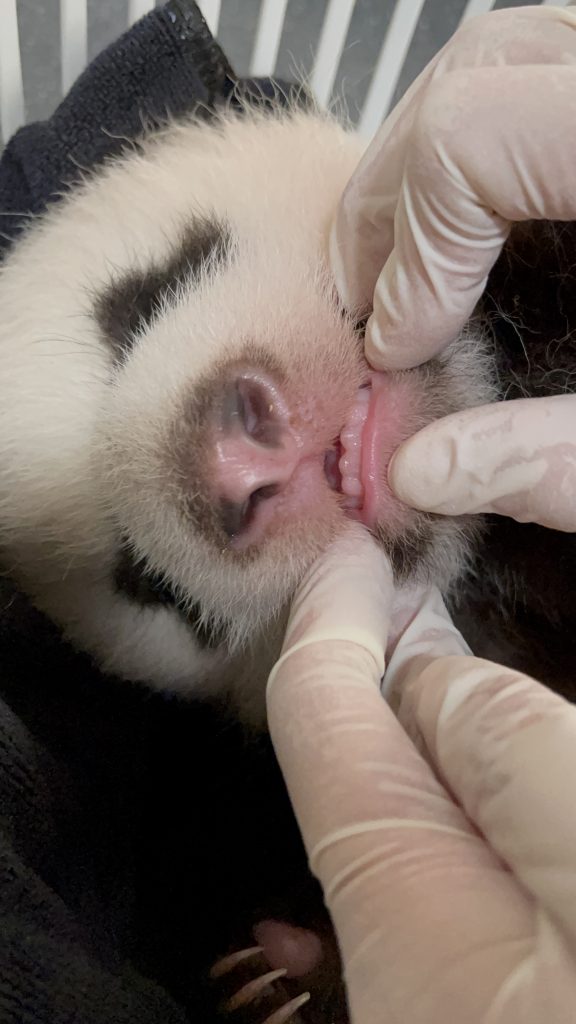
[252,919,323,978]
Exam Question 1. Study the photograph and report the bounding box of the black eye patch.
[113,541,224,650]
[94,216,231,361]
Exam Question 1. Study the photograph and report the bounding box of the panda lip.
[336,384,372,510]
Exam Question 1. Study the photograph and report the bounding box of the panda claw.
[261,991,311,1024]
[210,946,264,980]
[225,968,288,1011]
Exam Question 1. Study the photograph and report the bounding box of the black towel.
[0,0,306,259]
[0,0,233,258]
[0,4,313,1022]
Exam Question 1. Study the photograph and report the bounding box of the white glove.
[267,526,576,1024]
[388,394,576,531]
[329,6,576,529]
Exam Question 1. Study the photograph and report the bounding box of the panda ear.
[93,216,231,361]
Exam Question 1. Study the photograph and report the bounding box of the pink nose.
[213,374,299,539]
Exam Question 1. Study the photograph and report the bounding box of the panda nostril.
[213,370,296,542]
[219,485,280,540]
[219,499,250,540]
[221,377,281,448]
[250,483,279,504]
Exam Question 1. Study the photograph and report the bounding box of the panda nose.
[212,374,300,540]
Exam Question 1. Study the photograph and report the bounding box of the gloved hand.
[330,5,576,530]
[267,526,576,1024]
[387,394,576,531]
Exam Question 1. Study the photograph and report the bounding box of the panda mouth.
[323,443,343,494]
[324,383,372,513]
[338,384,371,510]
[324,373,401,530]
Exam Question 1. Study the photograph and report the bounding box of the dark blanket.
[0,0,233,259]
[0,5,313,1022]
[0,575,314,1024]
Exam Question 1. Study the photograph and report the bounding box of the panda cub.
[0,103,494,716]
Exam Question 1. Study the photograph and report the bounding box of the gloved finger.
[267,524,398,855]
[365,64,576,370]
[388,394,576,531]
[382,583,472,704]
[269,523,393,674]
[266,534,544,1023]
[269,640,545,1024]
[266,528,484,858]
[330,5,576,315]
[395,650,576,948]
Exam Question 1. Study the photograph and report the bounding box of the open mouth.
[324,382,372,517]
[324,373,397,530]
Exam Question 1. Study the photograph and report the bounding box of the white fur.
[0,106,493,716]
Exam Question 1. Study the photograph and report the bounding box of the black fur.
[95,217,231,360]
[114,542,178,608]
[114,542,224,650]
[452,221,576,700]
[387,524,433,581]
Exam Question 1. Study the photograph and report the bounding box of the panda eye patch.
[94,216,231,361]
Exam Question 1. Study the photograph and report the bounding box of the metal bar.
[359,0,426,139]
[128,0,156,26]
[60,0,88,95]
[250,0,290,78]
[199,0,222,35]
[310,0,356,109]
[0,0,25,141]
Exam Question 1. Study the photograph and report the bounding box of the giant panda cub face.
[0,106,492,710]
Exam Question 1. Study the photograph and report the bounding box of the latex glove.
[267,526,576,1024]
[330,4,576,371]
[387,394,576,531]
[330,5,576,529]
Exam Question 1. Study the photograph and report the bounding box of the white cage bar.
[0,0,571,147]
[60,0,87,95]
[128,0,156,26]
[0,0,24,141]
